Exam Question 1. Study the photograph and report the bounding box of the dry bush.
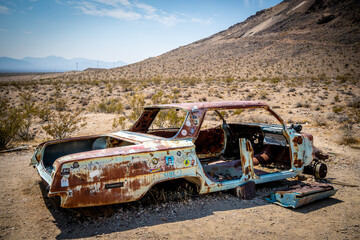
[17,93,38,141]
[127,94,145,122]
[0,98,24,149]
[339,124,359,145]
[313,114,328,127]
[347,97,360,123]
[37,103,52,122]
[94,98,124,114]
[41,97,87,139]
[112,116,128,129]
[42,111,86,139]
[152,109,187,129]
[151,90,167,104]
[332,106,343,114]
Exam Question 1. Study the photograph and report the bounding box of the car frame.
[31,101,315,208]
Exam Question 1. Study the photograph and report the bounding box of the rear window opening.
[42,136,134,172]
[147,108,188,138]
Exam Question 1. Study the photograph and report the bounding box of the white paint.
[89,169,100,178]
[61,177,69,187]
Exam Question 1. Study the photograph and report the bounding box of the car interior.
[194,109,291,182]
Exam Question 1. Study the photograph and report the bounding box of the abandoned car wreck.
[31,101,333,208]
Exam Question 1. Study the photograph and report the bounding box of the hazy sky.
[0,0,282,64]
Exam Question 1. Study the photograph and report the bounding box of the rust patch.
[246,141,252,151]
[241,155,247,167]
[128,161,149,176]
[293,159,303,168]
[130,179,143,191]
[302,133,313,141]
[292,136,303,145]
[244,166,250,175]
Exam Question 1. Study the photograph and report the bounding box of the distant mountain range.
[0,56,127,72]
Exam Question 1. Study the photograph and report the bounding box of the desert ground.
[0,73,359,239]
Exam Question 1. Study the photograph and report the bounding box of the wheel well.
[138,177,200,204]
[150,177,200,193]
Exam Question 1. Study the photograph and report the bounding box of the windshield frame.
[130,104,287,140]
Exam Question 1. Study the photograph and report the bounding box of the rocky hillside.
[103,0,359,81]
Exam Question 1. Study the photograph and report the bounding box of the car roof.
[145,101,270,111]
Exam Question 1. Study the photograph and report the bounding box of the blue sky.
[0,0,282,64]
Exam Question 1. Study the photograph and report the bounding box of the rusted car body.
[31,101,316,208]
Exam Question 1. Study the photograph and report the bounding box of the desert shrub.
[151,90,166,104]
[112,116,127,129]
[219,111,228,118]
[224,76,234,84]
[313,115,328,127]
[0,99,24,149]
[318,73,327,81]
[295,102,303,108]
[332,106,343,114]
[128,94,145,122]
[151,109,187,129]
[165,109,186,127]
[106,83,113,93]
[42,111,87,139]
[346,97,360,122]
[96,98,124,114]
[288,88,296,92]
[248,114,272,124]
[172,88,180,94]
[270,77,281,84]
[234,109,243,115]
[335,74,352,83]
[182,77,198,86]
[246,92,255,100]
[17,93,38,141]
[259,91,268,100]
[37,103,52,121]
[50,85,67,111]
[295,102,310,108]
[150,77,162,85]
[339,124,359,145]
[41,94,87,139]
[347,97,360,108]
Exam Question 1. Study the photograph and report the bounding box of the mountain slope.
[108,0,360,80]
